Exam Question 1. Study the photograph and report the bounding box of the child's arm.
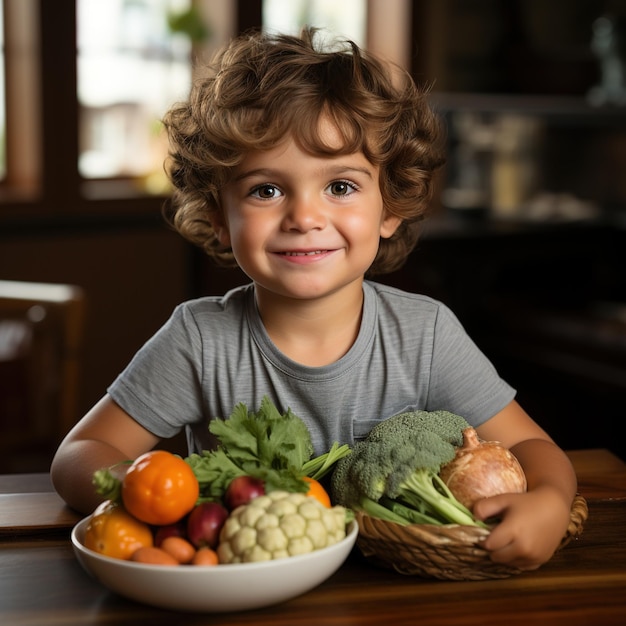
[474,400,578,570]
[50,395,161,515]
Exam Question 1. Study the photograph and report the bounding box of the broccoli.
[330,410,488,528]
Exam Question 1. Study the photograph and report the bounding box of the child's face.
[218,121,401,302]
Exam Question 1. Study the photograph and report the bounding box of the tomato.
[84,500,153,560]
[122,450,200,525]
[303,476,331,508]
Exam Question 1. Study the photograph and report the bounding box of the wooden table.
[1,449,625,626]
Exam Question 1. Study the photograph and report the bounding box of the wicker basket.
[354,494,588,581]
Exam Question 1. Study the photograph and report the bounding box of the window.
[77,0,194,190]
[1,0,407,223]
[1,0,200,218]
[1,0,41,203]
[0,4,5,180]
[262,0,366,46]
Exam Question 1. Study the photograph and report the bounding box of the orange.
[122,450,199,525]
[303,476,331,508]
[84,500,153,560]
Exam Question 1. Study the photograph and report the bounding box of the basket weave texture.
[354,494,588,581]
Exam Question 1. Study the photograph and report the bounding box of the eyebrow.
[232,163,375,183]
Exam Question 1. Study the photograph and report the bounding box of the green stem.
[302,442,352,481]
[359,496,410,525]
[379,496,442,525]
[92,468,122,502]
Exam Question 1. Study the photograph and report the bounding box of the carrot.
[191,547,219,566]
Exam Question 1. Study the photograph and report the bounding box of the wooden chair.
[0,280,86,473]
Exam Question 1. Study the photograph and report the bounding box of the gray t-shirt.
[108,281,515,456]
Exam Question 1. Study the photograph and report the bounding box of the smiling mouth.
[281,250,328,256]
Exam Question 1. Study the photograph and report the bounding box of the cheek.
[342,217,385,260]
[227,215,267,256]
[343,207,386,243]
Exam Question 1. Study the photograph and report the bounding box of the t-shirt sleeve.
[107,303,205,438]
[427,304,516,426]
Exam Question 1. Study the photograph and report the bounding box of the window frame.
[0,0,186,232]
[0,0,409,232]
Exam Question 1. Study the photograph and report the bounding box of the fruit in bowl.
[75,468,356,611]
[71,516,358,612]
[72,398,358,610]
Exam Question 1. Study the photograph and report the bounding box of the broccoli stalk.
[330,409,489,528]
[358,495,412,525]
[391,469,482,527]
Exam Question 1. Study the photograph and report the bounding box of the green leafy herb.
[186,396,350,502]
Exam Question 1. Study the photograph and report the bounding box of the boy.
[51,28,577,571]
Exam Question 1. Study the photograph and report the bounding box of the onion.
[439,427,527,509]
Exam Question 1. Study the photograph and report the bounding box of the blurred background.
[0,0,624,472]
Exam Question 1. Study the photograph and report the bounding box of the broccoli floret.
[366,409,469,448]
[329,440,385,505]
[331,410,488,527]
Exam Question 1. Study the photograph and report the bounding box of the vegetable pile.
[186,396,351,502]
[218,490,348,564]
[330,410,527,528]
[87,397,352,566]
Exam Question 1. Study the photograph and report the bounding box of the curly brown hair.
[162,27,445,276]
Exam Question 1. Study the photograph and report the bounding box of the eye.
[250,184,282,199]
[327,180,358,197]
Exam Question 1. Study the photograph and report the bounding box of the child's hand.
[473,487,573,570]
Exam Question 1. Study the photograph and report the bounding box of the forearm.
[50,439,132,515]
[50,394,162,514]
[511,438,578,508]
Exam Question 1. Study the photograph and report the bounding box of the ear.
[211,212,231,246]
[215,226,231,246]
[380,212,402,239]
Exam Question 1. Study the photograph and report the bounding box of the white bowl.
[71,516,358,613]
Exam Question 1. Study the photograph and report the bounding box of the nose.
[281,194,327,232]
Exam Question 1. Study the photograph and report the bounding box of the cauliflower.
[217,490,349,563]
